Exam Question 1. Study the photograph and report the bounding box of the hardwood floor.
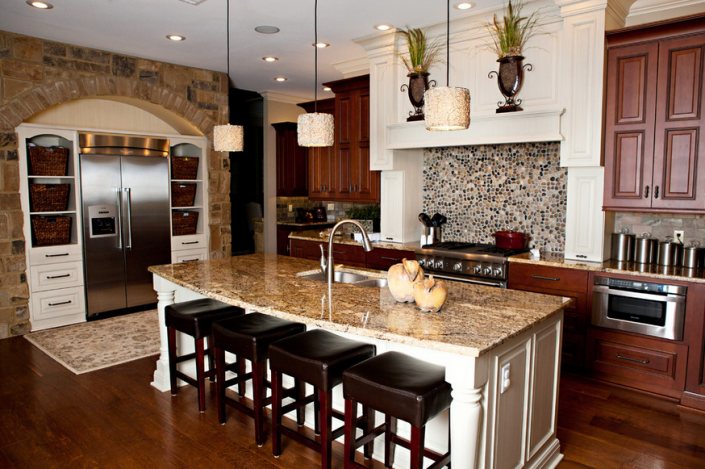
[1,336,705,468]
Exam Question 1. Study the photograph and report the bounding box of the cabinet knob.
[654,186,659,199]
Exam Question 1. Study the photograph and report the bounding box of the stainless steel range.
[414,242,529,288]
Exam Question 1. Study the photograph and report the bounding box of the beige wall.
[260,94,306,254]
[0,30,232,338]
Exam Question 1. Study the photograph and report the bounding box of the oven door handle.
[593,285,686,303]
[428,272,506,288]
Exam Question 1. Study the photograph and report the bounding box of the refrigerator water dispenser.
[88,205,117,238]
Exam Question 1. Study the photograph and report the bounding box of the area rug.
[24,309,160,375]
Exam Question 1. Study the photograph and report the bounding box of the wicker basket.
[28,146,70,176]
[171,183,197,207]
[172,211,199,236]
[31,216,72,246]
[29,184,70,212]
[171,156,199,180]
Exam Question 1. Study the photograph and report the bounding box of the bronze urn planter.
[401,72,437,121]
[488,55,533,113]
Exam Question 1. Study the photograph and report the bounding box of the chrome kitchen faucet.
[319,220,373,287]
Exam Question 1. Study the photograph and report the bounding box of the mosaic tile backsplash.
[423,142,567,252]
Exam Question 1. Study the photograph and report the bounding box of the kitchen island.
[149,254,569,469]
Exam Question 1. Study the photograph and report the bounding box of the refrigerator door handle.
[115,188,123,250]
[124,187,133,250]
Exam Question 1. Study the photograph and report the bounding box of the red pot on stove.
[492,230,530,249]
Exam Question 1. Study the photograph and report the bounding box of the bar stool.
[269,329,377,469]
[212,312,306,446]
[165,298,244,413]
[342,351,452,469]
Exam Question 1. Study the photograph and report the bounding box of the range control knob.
[418,259,426,267]
[453,262,463,272]
[473,265,482,274]
[426,260,435,269]
[493,267,503,277]
[484,266,492,275]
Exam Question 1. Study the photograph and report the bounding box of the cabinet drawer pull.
[48,300,72,307]
[576,255,587,259]
[385,237,394,241]
[654,186,659,199]
[181,258,199,262]
[381,257,401,261]
[616,354,649,364]
[46,253,69,257]
[182,241,199,245]
[47,274,70,279]
[644,185,650,198]
[531,275,560,281]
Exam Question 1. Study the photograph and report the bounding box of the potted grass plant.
[396,27,444,121]
[345,204,381,233]
[483,0,545,112]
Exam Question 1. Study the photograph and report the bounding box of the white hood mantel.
[386,108,565,150]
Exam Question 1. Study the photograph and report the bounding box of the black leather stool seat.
[270,329,376,391]
[165,298,244,339]
[212,312,306,363]
[343,351,451,428]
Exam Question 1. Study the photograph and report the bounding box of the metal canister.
[611,228,635,261]
[657,237,683,266]
[681,241,704,269]
[634,232,658,264]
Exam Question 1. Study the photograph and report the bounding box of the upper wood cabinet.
[299,75,379,203]
[273,122,308,197]
[604,16,705,213]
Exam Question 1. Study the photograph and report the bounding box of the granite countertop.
[277,221,336,227]
[289,230,420,252]
[149,254,568,358]
[510,252,705,284]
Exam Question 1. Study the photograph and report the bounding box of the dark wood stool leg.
[314,391,321,436]
[272,369,283,457]
[195,338,206,413]
[384,415,397,468]
[167,327,177,396]
[409,425,425,469]
[216,347,226,424]
[252,360,266,447]
[319,389,333,469]
[237,357,246,397]
[343,398,359,469]
[207,334,216,382]
[447,411,451,469]
[295,379,306,426]
[362,405,374,460]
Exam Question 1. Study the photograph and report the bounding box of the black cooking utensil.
[418,213,431,227]
[437,214,447,226]
[431,213,442,227]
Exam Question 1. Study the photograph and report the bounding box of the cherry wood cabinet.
[273,123,308,197]
[604,15,705,213]
[288,237,414,270]
[681,282,705,412]
[276,223,335,256]
[508,263,589,367]
[299,75,379,203]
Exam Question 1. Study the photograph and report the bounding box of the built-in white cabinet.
[17,124,86,331]
[564,167,614,261]
[380,150,423,244]
[169,136,210,263]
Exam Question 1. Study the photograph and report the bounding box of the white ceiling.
[0,0,513,99]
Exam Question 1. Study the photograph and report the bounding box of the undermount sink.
[298,271,387,287]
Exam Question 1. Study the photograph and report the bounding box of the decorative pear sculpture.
[388,258,424,303]
[413,275,448,313]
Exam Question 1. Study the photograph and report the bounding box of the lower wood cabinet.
[289,237,415,270]
[508,263,589,368]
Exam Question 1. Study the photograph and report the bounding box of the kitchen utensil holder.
[171,156,199,180]
[28,145,69,176]
[31,215,71,246]
[29,183,70,212]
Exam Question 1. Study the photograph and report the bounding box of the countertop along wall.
[0,30,232,338]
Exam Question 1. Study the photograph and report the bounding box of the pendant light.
[297,0,334,147]
[424,0,471,131]
[213,0,244,152]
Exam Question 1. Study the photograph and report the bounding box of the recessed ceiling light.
[454,2,474,10]
[374,24,392,31]
[274,77,288,82]
[255,25,280,34]
[322,87,332,91]
[26,1,53,9]
[262,57,279,62]
[166,35,186,42]
[313,42,330,48]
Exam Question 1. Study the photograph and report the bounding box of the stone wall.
[0,30,232,338]
[423,142,567,252]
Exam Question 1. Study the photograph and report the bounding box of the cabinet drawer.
[508,263,588,293]
[320,243,366,263]
[564,311,586,335]
[587,328,687,397]
[30,261,84,293]
[171,234,207,251]
[562,333,585,367]
[171,248,208,263]
[366,249,416,270]
[29,244,82,266]
[31,287,85,323]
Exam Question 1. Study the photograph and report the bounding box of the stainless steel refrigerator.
[79,133,171,317]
